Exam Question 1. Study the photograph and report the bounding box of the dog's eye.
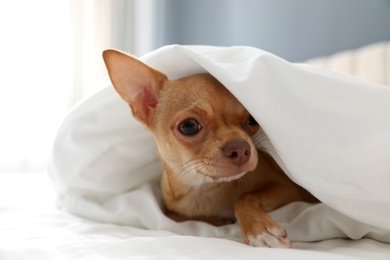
[247,115,258,126]
[179,119,201,135]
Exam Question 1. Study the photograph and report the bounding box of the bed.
[1,42,390,259]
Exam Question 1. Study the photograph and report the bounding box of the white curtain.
[0,0,156,173]
[70,0,157,104]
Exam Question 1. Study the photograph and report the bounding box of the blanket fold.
[48,45,390,243]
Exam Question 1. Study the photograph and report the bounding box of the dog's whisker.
[252,135,275,156]
[252,135,269,145]
[169,157,207,179]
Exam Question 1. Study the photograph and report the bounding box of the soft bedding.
[1,173,389,259]
[2,44,390,259]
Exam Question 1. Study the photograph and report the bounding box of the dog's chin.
[214,171,248,183]
[172,154,258,185]
[193,158,258,184]
[199,165,255,183]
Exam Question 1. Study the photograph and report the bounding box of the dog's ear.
[102,49,167,124]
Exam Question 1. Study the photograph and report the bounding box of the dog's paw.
[246,225,291,248]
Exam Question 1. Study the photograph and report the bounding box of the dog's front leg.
[234,184,302,248]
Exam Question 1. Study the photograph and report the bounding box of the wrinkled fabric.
[48,45,390,244]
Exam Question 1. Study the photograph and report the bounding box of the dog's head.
[103,50,259,185]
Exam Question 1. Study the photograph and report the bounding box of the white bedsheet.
[0,173,389,259]
[30,44,390,259]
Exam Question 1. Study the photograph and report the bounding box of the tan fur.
[103,50,317,248]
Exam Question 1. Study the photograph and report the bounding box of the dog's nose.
[222,140,251,165]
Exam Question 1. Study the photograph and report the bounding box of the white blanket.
[2,173,389,260]
[48,45,390,250]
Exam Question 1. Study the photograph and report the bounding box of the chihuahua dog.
[102,50,317,248]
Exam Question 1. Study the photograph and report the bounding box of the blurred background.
[0,0,389,173]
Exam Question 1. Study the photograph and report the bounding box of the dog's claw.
[246,226,291,248]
